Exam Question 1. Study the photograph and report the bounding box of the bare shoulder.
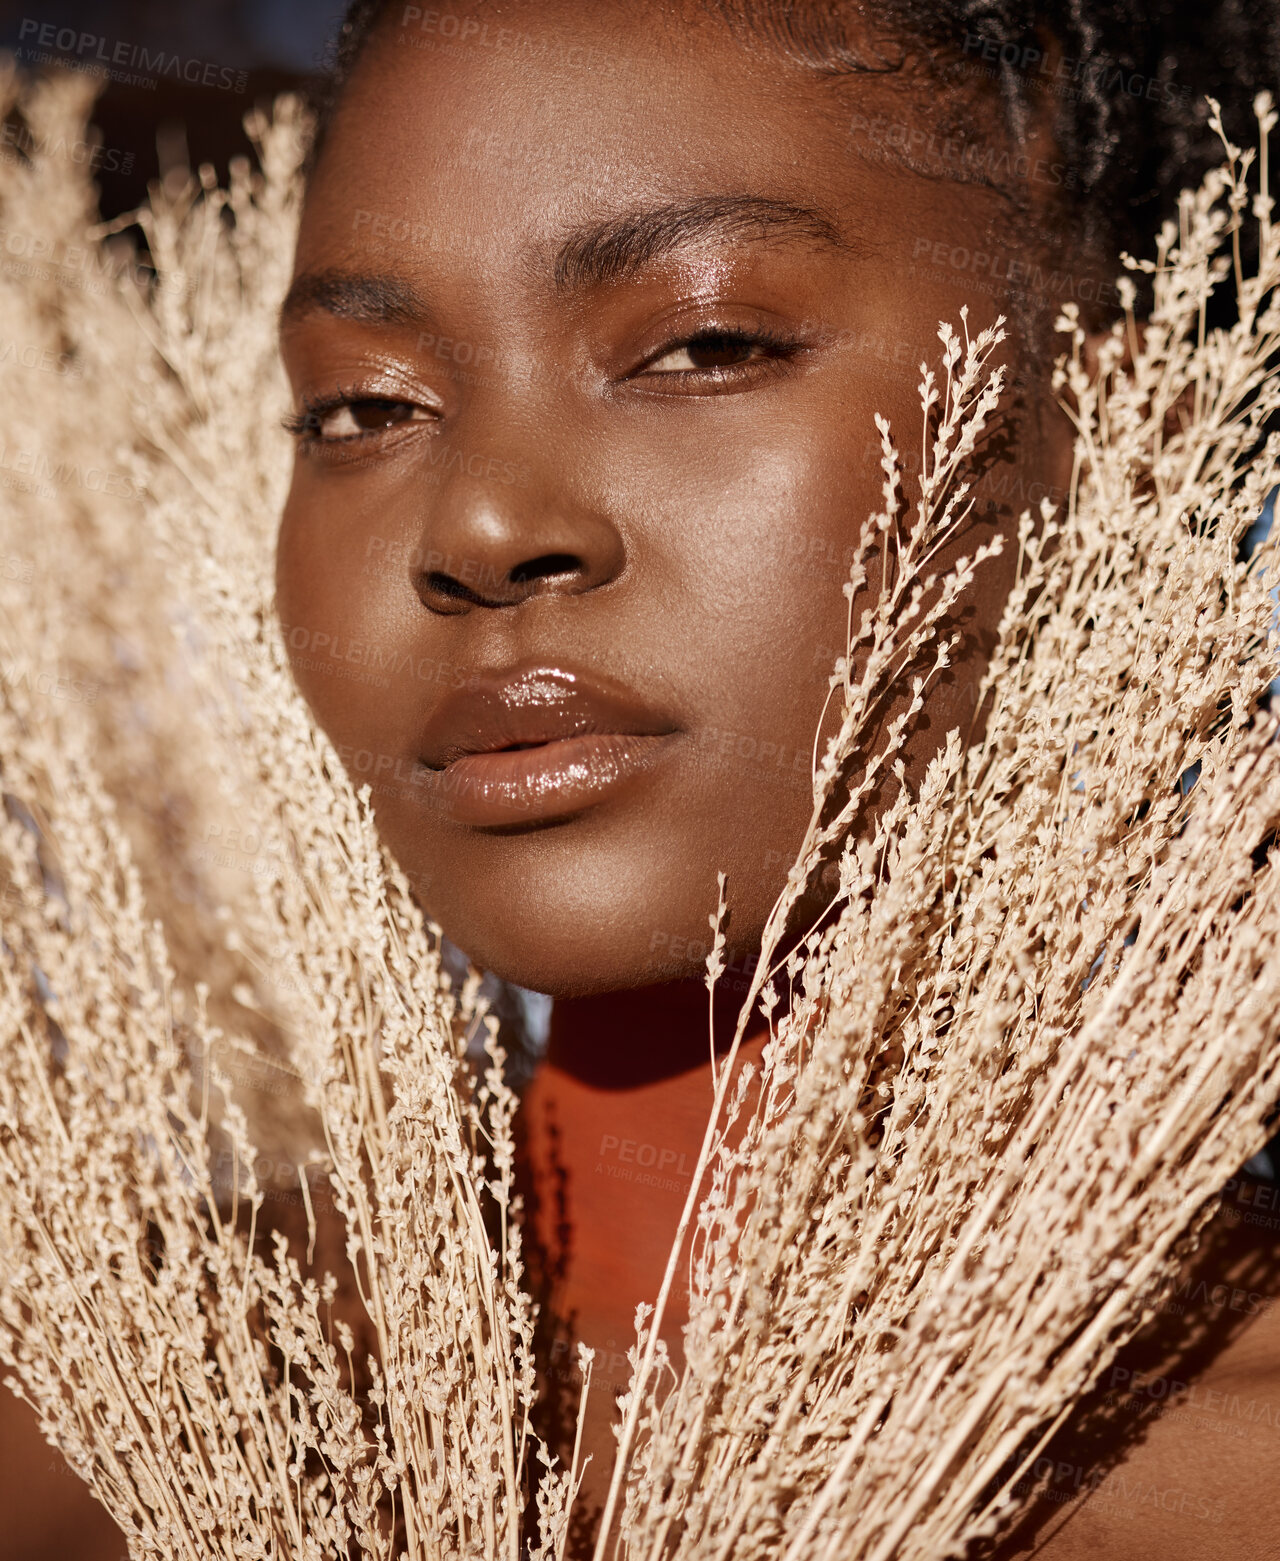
[0,1387,124,1560]
[993,1173,1280,1561]
[0,1191,348,1561]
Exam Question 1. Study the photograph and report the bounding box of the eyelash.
[636,326,802,383]
[284,327,804,449]
[282,386,430,450]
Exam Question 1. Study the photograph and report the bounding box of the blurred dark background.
[0,0,347,217]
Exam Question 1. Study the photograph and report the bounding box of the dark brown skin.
[274,0,1051,1000]
[10,3,1275,1558]
[275,4,1062,1520]
[989,1178,1280,1561]
[276,0,1280,1552]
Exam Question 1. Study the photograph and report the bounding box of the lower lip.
[427,732,672,827]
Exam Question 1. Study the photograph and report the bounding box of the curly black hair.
[307,0,1280,270]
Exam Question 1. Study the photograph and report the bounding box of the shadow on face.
[275,0,1080,997]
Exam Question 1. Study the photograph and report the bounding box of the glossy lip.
[419,665,679,827]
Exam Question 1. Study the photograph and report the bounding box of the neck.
[516,975,769,1492]
[543,973,765,1087]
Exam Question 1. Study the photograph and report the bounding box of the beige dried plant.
[0,72,1278,1561]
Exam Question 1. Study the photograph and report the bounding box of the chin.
[435,915,681,999]
[392,803,742,998]
[384,770,802,995]
[426,881,736,1000]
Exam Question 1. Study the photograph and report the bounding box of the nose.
[413,447,626,613]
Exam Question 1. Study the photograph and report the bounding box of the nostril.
[508,552,581,585]
[424,571,488,604]
[417,552,590,613]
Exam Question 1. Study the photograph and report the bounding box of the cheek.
[623,400,1010,858]
[589,433,863,878]
[628,414,876,724]
[275,482,417,750]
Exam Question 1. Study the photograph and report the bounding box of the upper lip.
[420,663,678,769]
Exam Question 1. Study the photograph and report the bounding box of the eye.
[640,330,778,375]
[285,395,432,445]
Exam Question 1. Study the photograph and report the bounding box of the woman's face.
[277,0,1070,996]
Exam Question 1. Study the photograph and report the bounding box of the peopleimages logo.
[15,20,248,93]
[0,440,145,501]
[850,112,1070,189]
[961,32,1189,107]
[0,121,134,176]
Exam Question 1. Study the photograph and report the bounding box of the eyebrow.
[279,271,427,328]
[551,194,850,291]
[280,194,851,328]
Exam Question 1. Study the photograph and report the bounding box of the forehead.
[297,1,965,280]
